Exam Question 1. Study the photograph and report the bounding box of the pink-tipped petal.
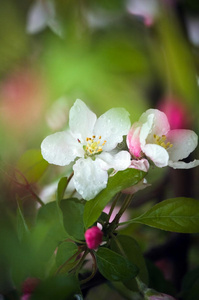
[130,158,150,172]
[127,122,142,158]
[140,109,170,137]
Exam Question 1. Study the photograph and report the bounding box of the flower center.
[153,134,173,150]
[83,135,107,157]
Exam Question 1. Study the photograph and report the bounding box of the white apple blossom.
[41,99,131,200]
[127,108,199,169]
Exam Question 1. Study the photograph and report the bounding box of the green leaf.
[56,177,68,206]
[31,275,80,300]
[61,198,85,240]
[110,235,148,291]
[16,197,29,241]
[96,247,138,282]
[28,202,68,277]
[130,197,199,233]
[56,241,78,268]
[182,268,199,300]
[15,149,48,184]
[84,168,145,228]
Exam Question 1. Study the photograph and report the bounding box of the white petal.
[143,144,169,167]
[99,151,131,171]
[112,151,131,170]
[26,0,47,34]
[139,114,154,147]
[139,109,170,137]
[93,108,131,151]
[166,129,198,161]
[73,158,108,200]
[41,131,84,166]
[168,159,199,169]
[69,99,97,141]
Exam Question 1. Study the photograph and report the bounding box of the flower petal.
[93,108,131,151]
[139,109,170,137]
[99,151,131,171]
[26,0,48,34]
[139,114,154,147]
[166,129,198,161]
[41,131,84,166]
[130,158,150,172]
[143,144,169,167]
[168,159,199,169]
[73,158,108,200]
[127,122,142,158]
[69,99,97,141]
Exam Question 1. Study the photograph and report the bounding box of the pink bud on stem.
[85,226,103,250]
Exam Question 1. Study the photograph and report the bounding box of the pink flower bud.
[21,277,40,300]
[149,293,176,300]
[157,98,190,130]
[85,226,103,249]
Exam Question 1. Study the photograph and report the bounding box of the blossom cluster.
[41,99,199,200]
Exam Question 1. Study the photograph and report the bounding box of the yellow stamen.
[154,134,173,150]
[84,135,106,156]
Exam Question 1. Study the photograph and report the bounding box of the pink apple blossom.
[127,109,199,169]
[85,226,103,249]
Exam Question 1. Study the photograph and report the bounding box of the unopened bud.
[21,277,40,300]
[85,226,103,249]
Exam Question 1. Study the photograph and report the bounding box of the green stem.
[55,246,85,275]
[80,251,97,285]
[110,234,126,257]
[107,193,121,222]
[113,194,133,225]
[67,171,74,185]
[12,168,45,206]
[74,249,89,275]
[27,185,45,206]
